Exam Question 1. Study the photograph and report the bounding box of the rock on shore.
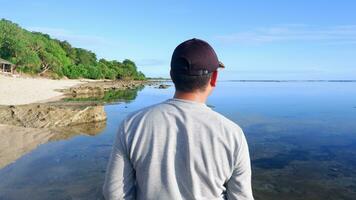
[62,80,146,96]
[0,103,106,128]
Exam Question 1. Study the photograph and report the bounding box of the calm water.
[1,82,356,200]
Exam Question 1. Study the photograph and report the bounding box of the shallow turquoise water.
[0,82,356,200]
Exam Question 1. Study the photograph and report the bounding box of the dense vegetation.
[0,19,145,80]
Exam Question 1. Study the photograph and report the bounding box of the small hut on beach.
[0,58,14,73]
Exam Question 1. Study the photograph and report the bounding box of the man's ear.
[210,71,218,87]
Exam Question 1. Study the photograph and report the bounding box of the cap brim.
[219,61,225,68]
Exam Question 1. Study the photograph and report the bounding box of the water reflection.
[250,125,356,200]
[63,86,145,104]
[0,86,149,200]
[0,86,144,170]
[0,125,53,169]
[0,82,356,200]
[0,121,106,169]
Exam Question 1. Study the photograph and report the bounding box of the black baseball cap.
[170,38,225,76]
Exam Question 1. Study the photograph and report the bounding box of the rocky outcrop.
[62,80,146,96]
[156,84,170,89]
[0,80,154,169]
[0,80,152,169]
[0,102,107,169]
[0,103,106,128]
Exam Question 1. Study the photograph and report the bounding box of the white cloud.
[216,24,356,45]
[27,26,111,48]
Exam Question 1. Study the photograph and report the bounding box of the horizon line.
[148,78,356,82]
[223,80,356,82]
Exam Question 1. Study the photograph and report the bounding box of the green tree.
[0,18,145,80]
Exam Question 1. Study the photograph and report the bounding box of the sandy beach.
[0,74,83,105]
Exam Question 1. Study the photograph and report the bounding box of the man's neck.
[173,91,208,104]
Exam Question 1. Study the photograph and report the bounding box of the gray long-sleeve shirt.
[103,98,254,200]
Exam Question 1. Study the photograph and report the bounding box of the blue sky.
[1,0,356,80]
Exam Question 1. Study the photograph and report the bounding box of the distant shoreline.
[223,80,356,82]
[148,78,356,83]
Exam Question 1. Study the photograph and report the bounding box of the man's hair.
[170,71,212,92]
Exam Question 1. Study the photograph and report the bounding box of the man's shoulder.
[122,99,243,134]
[123,100,171,124]
[208,109,243,132]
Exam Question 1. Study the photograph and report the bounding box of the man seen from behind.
[103,38,254,200]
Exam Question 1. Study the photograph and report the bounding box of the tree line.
[0,19,145,80]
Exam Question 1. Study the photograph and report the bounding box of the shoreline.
[0,74,148,106]
[0,75,153,168]
[0,74,84,106]
[0,74,152,130]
